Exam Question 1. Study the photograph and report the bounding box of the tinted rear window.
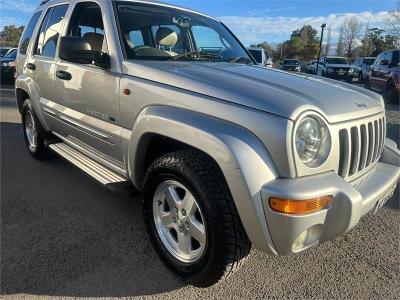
[19,11,42,55]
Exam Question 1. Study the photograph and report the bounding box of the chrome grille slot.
[337,115,385,180]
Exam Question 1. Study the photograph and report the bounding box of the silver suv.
[15,0,400,287]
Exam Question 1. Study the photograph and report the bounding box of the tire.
[384,80,398,105]
[143,150,251,287]
[21,99,52,160]
[358,72,363,84]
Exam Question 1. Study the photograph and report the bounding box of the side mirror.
[58,36,110,69]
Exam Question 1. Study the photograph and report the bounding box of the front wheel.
[143,150,251,287]
[384,80,398,105]
[21,99,52,160]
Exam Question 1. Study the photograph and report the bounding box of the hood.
[122,61,384,123]
[281,64,299,68]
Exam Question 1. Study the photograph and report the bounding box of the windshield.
[248,49,262,64]
[4,49,17,58]
[283,60,299,65]
[116,2,252,63]
[364,58,375,65]
[326,58,348,65]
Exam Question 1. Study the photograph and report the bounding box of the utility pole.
[315,23,327,75]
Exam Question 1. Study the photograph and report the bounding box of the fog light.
[292,225,322,252]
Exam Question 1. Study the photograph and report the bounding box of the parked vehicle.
[248,47,273,68]
[306,60,317,74]
[348,57,376,83]
[0,47,11,57]
[317,56,350,80]
[279,59,301,72]
[366,49,399,104]
[16,0,400,287]
[0,48,17,83]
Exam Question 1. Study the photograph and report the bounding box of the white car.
[317,56,351,80]
[248,47,273,68]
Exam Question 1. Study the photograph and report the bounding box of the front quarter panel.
[126,105,279,254]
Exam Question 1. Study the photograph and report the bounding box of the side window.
[35,5,68,58]
[385,51,393,64]
[128,30,145,48]
[67,2,107,53]
[192,26,227,53]
[19,11,42,55]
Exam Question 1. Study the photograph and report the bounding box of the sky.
[0,0,397,46]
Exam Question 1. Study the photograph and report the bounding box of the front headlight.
[326,67,334,73]
[2,61,14,67]
[295,115,331,167]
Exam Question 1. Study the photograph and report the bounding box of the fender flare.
[15,75,50,131]
[128,105,279,254]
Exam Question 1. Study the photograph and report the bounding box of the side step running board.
[49,143,129,185]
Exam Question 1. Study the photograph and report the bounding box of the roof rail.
[40,0,51,6]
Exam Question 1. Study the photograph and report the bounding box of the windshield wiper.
[229,56,253,64]
[172,51,221,61]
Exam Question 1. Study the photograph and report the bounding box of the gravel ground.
[1,84,399,299]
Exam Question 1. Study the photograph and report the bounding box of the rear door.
[24,4,69,127]
[54,1,123,166]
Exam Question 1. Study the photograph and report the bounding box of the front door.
[54,1,123,166]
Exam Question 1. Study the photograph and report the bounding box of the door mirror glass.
[58,36,110,68]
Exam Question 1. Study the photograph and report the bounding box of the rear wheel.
[364,76,371,90]
[358,72,363,84]
[21,99,52,160]
[384,80,398,105]
[143,150,251,287]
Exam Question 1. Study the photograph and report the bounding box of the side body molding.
[126,106,279,253]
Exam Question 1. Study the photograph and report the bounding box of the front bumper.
[260,139,400,255]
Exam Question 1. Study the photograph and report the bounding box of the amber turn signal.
[269,196,332,215]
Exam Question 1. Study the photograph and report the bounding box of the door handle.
[56,70,72,81]
[26,63,36,71]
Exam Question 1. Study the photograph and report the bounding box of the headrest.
[155,27,178,47]
[83,32,104,52]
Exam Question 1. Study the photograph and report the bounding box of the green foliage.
[282,25,319,60]
[362,28,399,56]
[0,25,25,47]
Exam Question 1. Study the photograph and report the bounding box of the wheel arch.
[125,105,279,254]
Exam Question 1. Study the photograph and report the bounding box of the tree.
[342,17,363,58]
[361,23,373,56]
[323,28,332,56]
[279,25,319,61]
[363,28,399,56]
[386,1,400,38]
[336,25,345,56]
[0,25,24,47]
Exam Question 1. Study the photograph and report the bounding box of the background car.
[306,60,317,74]
[367,49,399,104]
[317,56,350,80]
[0,47,12,57]
[0,48,17,83]
[248,47,273,68]
[349,56,376,83]
[279,59,301,72]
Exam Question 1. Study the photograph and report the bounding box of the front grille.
[338,116,385,179]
